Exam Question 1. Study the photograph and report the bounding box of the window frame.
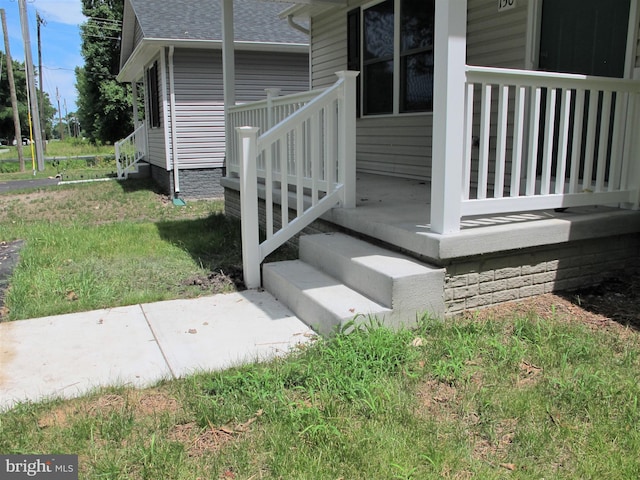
[354,0,435,117]
[146,61,161,128]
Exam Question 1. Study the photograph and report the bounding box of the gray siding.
[173,49,225,169]
[309,0,530,180]
[236,51,310,100]
[311,2,432,179]
[134,18,144,49]
[167,48,309,170]
[467,0,528,68]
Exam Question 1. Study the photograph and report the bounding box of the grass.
[1,314,639,479]
[0,138,116,181]
[0,179,243,320]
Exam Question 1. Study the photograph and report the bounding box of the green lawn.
[0,179,240,320]
[1,314,639,479]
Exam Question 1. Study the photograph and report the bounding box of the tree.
[76,0,132,144]
[0,52,55,143]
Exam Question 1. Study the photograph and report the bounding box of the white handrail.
[462,66,640,216]
[115,123,146,179]
[236,71,358,288]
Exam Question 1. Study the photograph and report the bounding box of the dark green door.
[539,0,630,78]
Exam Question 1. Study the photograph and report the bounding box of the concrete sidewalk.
[0,291,314,411]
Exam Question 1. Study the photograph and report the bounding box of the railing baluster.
[311,112,319,205]
[609,92,626,192]
[495,84,509,198]
[296,123,304,216]
[280,138,288,230]
[462,82,474,200]
[326,102,336,192]
[595,90,612,192]
[478,83,492,199]
[582,90,599,191]
[265,142,273,239]
[510,85,526,197]
[555,88,572,194]
[569,89,586,193]
[526,87,542,196]
[541,87,557,195]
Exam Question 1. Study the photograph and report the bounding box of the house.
[219,0,640,334]
[116,0,310,199]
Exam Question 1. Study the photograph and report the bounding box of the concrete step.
[263,260,392,336]
[128,161,150,179]
[299,232,445,320]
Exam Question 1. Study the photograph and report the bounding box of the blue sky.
[1,0,86,114]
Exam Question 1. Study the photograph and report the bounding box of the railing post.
[265,88,281,130]
[336,70,359,209]
[115,142,122,178]
[237,126,262,289]
[430,0,467,234]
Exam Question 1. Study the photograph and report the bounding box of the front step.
[263,260,392,336]
[263,233,445,335]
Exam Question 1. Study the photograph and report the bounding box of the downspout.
[287,14,310,36]
[168,45,181,199]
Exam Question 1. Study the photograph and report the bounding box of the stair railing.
[115,123,147,179]
[237,71,359,288]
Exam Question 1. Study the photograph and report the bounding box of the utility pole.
[64,99,71,138]
[1,9,25,172]
[37,11,46,152]
[56,87,64,140]
[18,0,45,171]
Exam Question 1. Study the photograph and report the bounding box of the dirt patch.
[458,272,640,335]
[168,422,236,457]
[37,389,182,429]
[181,266,246,293]
[0,240,24,320]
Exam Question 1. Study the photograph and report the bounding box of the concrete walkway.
[0,291,314,411]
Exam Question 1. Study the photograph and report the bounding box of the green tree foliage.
[76,0,132,144]
[0,52,56,143]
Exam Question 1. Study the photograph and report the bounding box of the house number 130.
[498,0,516,11]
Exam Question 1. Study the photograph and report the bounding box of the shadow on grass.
[155,213,246,289]
[115,178,166,195]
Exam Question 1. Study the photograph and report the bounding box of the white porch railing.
[227,88,327,176]
[115,123,147,179]
[233,71,358,288]
[462,66,640,216]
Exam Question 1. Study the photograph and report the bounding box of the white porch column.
[238,127,262,289]
[131,81,140,129]
[222,0,236,167]
[337,70,359,209]
[430,0,468,234]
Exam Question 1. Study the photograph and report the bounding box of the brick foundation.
[151,165,225,199]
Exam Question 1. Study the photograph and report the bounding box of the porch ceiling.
[323,173,640,264]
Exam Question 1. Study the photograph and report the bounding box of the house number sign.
[498,0,516,11]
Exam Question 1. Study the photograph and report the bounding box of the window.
[147,61,161,128]
[350,0,434,116]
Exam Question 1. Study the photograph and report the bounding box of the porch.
[223,171,640,265]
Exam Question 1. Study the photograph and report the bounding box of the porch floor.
[324,173,640,264]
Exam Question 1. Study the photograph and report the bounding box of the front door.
[538,0,631,78]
